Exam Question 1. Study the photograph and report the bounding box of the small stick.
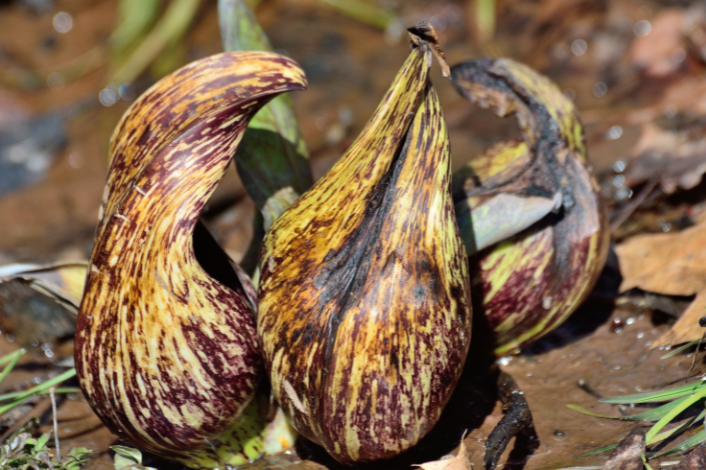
[610,179,658,234]
[50,387,60,461]
[685,316,706,383]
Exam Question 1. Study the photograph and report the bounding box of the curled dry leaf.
[0,261,87,313]
[616,214,706,347]
[74,52,306,468]
[450,58,609,355]
[414,432,472,470]
[258,23,472,464]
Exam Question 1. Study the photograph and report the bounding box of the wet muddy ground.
[2,0,706,468]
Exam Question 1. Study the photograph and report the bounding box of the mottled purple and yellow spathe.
[451,59,609,356]
[75,52,306,468]
[257,28,472,465]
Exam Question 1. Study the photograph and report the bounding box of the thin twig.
[610,179,658,234]
[50,387,60,461]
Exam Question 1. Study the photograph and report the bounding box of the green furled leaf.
[110,0,200,85]
[219,0,312,232]
[110,0,163,60]
[317,0,399,31]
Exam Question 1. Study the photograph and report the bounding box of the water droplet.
[542,296,552,309]
[498,356,512,366]
[26,153,50,173]
[593,81,608,98]
[612,174,626,188]
[563,88,576,101]
[615,187,631,200]
[53,12,73,34]
[672,47,686,64]
[338,105,353,127]
[118,83,135,101]
[47,72,65,90]
[606,125,623,140]
[44,349,54,358]
[69,152,84,169]
[637,332,644,339]
[571,39,587,56]
[633,20,651,37]
[664,105,677,118]
[613,159,627,173]
[6,333,15,342]
[99,86,118,107]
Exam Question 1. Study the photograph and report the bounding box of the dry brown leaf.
[414,433,472,470]
[624,122,706,194]
[629,9,686,77]
[616,217,706,346]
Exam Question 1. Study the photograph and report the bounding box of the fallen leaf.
[601,425,646,470]
[414,432,472,470]
[624,122,706,194]
[629,8,687,78]
[0,261,87,313]
[616,215,706,346]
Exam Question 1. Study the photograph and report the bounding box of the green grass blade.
[0,387,80,402]
[641,453,654,470]
[0,368,76,415]
[645,387,706,443]
[566,404,624,419]
[0,349,23,384]
[630,395,697,422]
[602,381,706,404]
[661,340,700,359]
[568,398,691,422]
[583,443,618,456]
[651,425,706,457]
[0,348,24,368]
[648,414,699,445]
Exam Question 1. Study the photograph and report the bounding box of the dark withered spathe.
[257,24,472,465]
[451,58,609,356]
